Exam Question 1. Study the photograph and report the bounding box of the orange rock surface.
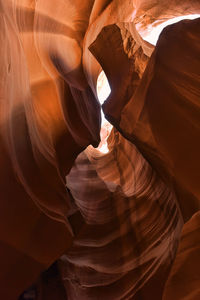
[0,1,200,299]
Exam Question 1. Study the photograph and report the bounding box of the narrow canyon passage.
[1,1,200,299]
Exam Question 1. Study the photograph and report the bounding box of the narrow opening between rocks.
[141,14,200,45]
[96,71,112,153]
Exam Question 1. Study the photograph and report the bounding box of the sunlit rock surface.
[0,1,200,299]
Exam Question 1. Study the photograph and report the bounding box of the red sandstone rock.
[0,1,200,299]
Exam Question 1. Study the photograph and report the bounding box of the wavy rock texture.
[163,211,200,300]
[60,131,182,299]
[0,0,200,299]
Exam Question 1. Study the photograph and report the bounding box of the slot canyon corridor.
[0,1,200,299]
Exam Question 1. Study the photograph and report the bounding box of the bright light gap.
[141,14,200,45]
[96,71,112,153]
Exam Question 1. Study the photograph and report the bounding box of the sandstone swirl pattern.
[0,1,200,299]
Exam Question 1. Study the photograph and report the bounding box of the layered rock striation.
[0,1,200,299]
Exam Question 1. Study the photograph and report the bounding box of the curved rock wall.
[0,1,200,299]
[60,131,182,299]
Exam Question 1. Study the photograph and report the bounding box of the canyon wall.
[0,1,200,299]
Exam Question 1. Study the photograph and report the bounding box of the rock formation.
[0,1,200,299]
